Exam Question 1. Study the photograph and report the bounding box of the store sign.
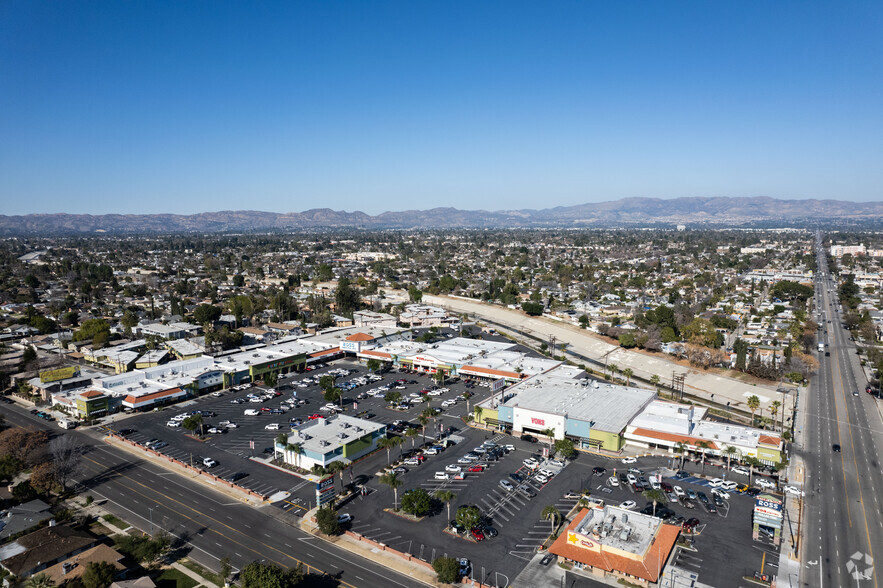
[491,378,505,392]
[40,366,79,383]
[316,475,335,492]
[531,417,545,426]
[414,356,435,363]
[340,341,359,352]
[755,498,782,512]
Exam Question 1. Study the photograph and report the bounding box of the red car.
[414,454,426,462]
[308,413,325,420]
[467,465,484,472]
[260,407,272,412]
[470,527,485,541]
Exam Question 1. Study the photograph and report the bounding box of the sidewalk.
[775,382,808,588]
[298,507,441,587]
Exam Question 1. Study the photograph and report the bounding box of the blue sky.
[2,1,882,215]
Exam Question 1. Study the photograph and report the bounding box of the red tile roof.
[549,509,680,583]
[80,389,104,399]
[459,365,522,379]
[309,348,341,358]
[123,387,184,406]
[629,427,720,451]
[360,350,392,360]
[758,434,781,446]
[346,332,375,342]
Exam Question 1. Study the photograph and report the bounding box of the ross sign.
[40,366,80,383]
[340,341,359,353]
[755,498,782,512]
[316,475,335,492]
[491,378,505,393]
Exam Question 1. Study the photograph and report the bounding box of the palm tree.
[435,489,456,520]
[723,445,738,470]
[622,367,633,386]
[541,505,562,534]
[650,374,661,393]
[674,441,687,469]
[286,442,302,469]
[474,406,483,425]
[609,363,619,381]
[417,414,429,441]
[744,456,762,486]
[405,427,419,451]
[25,574,55,588]
[747,395,760,425]
[695,440,711,472]
[274,433,288,460]
[378,437,396,466]
[643,488,667,517]
[327,460,347,491]
[380,472,403,510]
[393,435,405,460]
[770,400,781,431]
[541,427,556,456]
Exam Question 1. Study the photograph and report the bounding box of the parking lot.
[110,351,782,587]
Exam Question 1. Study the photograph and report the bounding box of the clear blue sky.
[2,1,882,215]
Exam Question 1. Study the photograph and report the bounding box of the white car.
[649,478,661,490]
[166,421,181,427]
[756,478,776,489]
[535,474,550,484]
[538,468,555,478]
[265,423,280,430]
[621,457,637,464]
[445,465,462,474]
[423,447,439,455]
[784,485,805,497]
[626,474,637,485]
[731,466,750,476]
[210,391,223,397]
[243,408,260,416]
[202,458,218,468]
[711,488,730,500]
[224,422,238,428]
[249,397,263,403]
[707,478,723,488]
[172,413,188,421]
[608,476,619,487]
[673,485,685,497]
[434,472,450,480]
[619,500,637,510]
[720,480,738,491]
[523,458,539,469]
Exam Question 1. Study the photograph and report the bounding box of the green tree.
[79,560,117,588]
[405,427,419,450]
[401,488,432,516]
[182,414,204,437]
[327,460,347,492]
[455,505,481,530]
[315,507,341,536]
[744,456,763,486]
[432,556,461,584]
[747,395,761,425]
[408,285,423,302]
[193,304,222,325]
[384,389,402,405]
[366,358,381,373]
[380,471,403,509]
[723,445,738,470]
[770,400,781,430]
[622,367,634,385]
[650,374,661,392]
[695,440,711,472]
[240,561,304,588]
[642,488,667,517]
[434,489,457,521]
[674,441,687,469]
[263,371,278,387]
[521,301,543,316]
[319,374,335,391]
[553,438,576,459]
[323,387,342,406]
[73,319,110,342]
[618,333,637,348]
[219,556,233,587]
[734,338,749,371]
[542,505,562,533]
[24,574,55,588]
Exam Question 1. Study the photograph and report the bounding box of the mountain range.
[1,197,881,235]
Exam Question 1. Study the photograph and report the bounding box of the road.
[0,404,428,588]
[800,238,882,588]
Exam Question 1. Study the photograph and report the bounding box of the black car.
[225,472,249,482]
[540,553,555,566]
[480,524,498,537]
[674,470,689,480]
[745,487,761,497]
[618,473,629,486]
[520,434,537,443]
[704,501,717,513]
[118,428,136,436]
[509,472,525,483]
[696,491,709,504]
[592,466,606,476]
[833,444,841,452]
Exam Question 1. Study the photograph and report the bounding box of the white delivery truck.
[58,418,76,429]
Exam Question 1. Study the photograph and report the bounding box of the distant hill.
[1,197,881,235]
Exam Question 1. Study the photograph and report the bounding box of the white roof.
[285,414,384,455]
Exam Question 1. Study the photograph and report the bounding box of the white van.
[243,408,260,416]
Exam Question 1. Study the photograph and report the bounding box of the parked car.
[731,466,750,476]
[499,480,514,492]
[337,513,352,524]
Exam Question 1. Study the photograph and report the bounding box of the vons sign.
[531,417,546,426]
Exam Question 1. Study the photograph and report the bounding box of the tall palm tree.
[770,400,781,431]
[541,505,562,533]
[378,437,396,466]
[650,374,661,393]
[642,488,667,517]
[380,472,402,510]
[274,433,288,460]
[674,441,687,469]
[435,489,457,521]
[474,406,483,425]
[609,363,619,381]
[744,456,762,486]
[404,427,419,451]
[540,427,556,456]
[747,395,760,425]
[622,367,634,386]
[286,442,302,469]
[723,445,738,471]
[327,460,347,491]
[417,414,429,441]
[695,440,712,472]
[392,435,405,460]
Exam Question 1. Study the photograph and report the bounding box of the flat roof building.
[277,414,386,470]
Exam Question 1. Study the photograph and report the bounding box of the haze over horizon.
[2,1,882,216]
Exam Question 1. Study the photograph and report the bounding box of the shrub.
[315,507,341,536]
[432,556,460,584]
[401,488,432,517]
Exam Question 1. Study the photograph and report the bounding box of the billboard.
[491,378,505,392]
[39,366,80,383]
